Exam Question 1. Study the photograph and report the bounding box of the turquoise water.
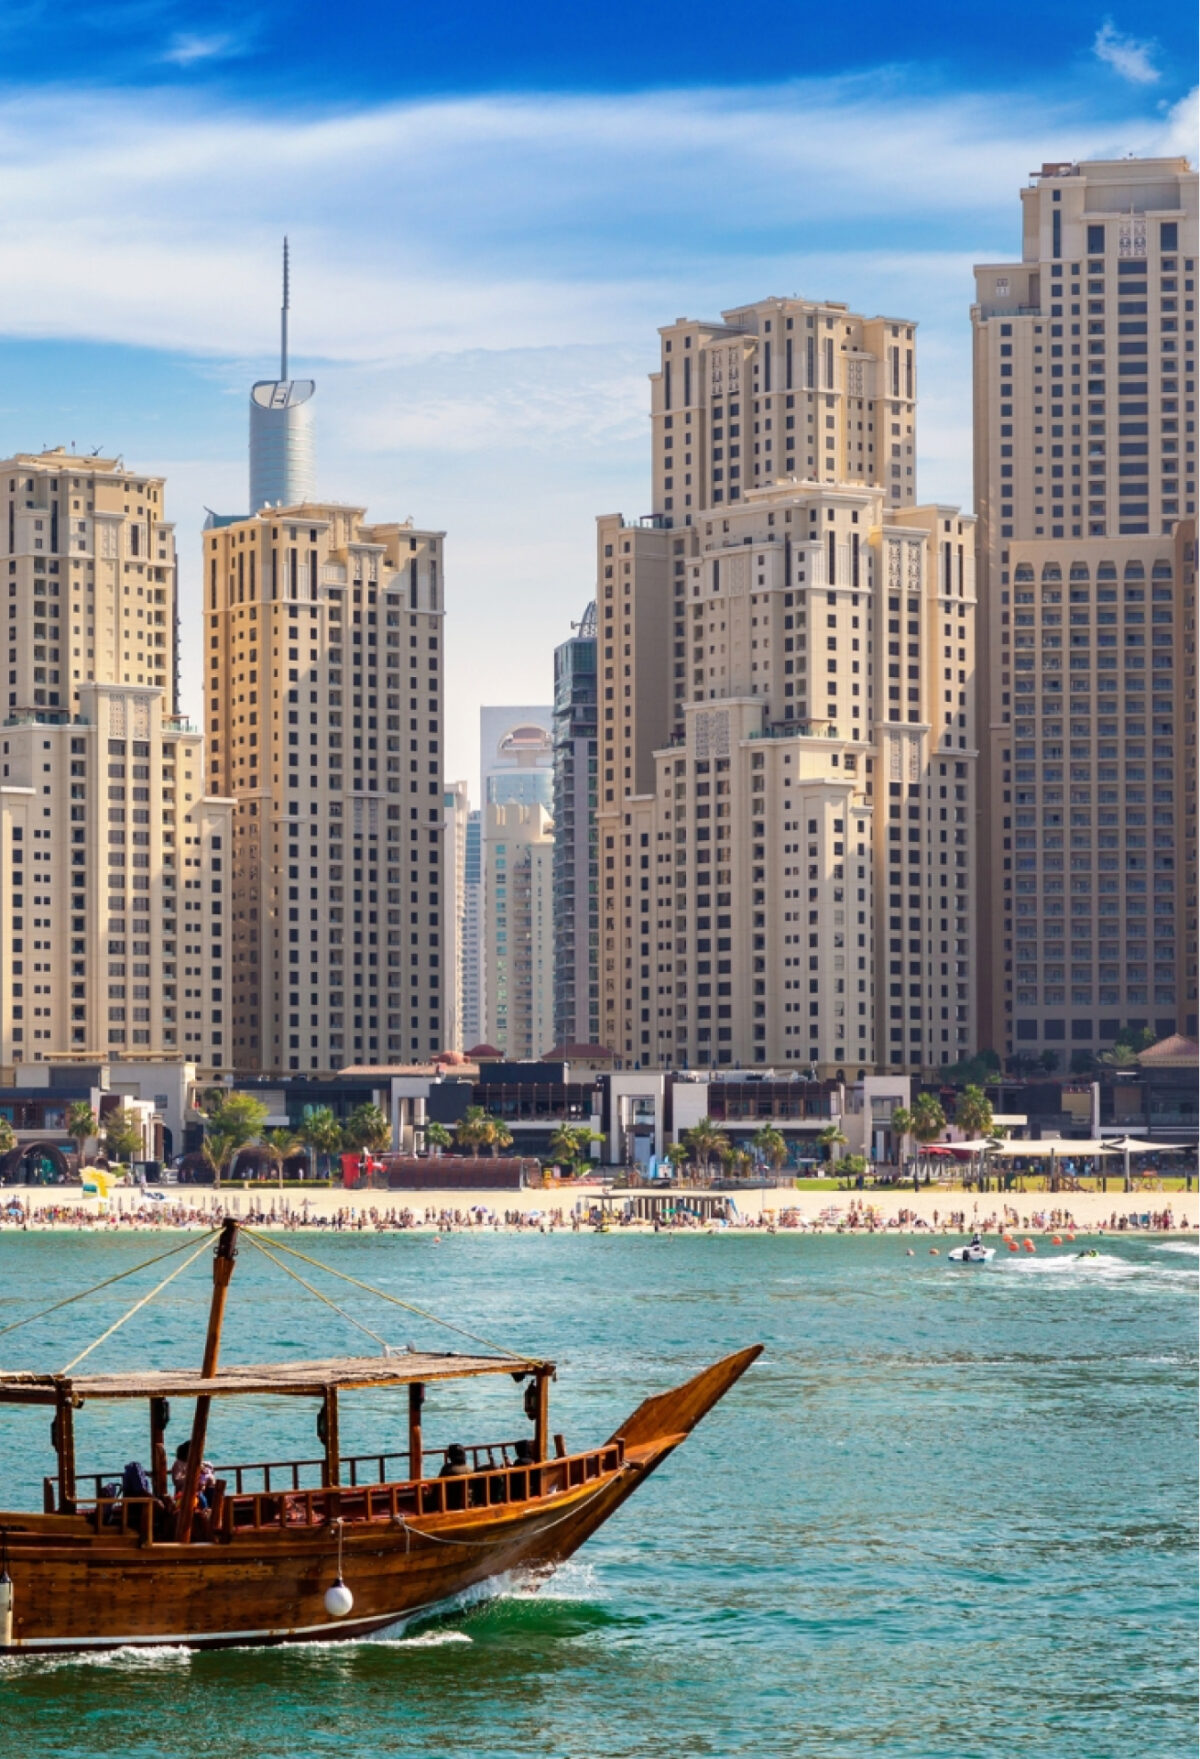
[0,1231,1195,1758]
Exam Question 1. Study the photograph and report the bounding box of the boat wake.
[1152,1242,1200,1257]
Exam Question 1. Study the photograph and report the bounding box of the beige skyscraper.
[484,802,555,1060]
[973,159,1198,1064]
[597,299,976,1074]
[0,449,230,1074]
[204,501,445,1075]
[442,778,470,1053]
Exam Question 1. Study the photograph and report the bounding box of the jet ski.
[948,1237,995,1265]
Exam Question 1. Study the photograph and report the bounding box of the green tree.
[664,1141,690,1178]
[752,1125,787,1173]
[201,1092,270,1186]
[342,1103,392,1155]
[424,1121,452,1157]
[66,1101,100,1169]
[489,1118,514,1159]
[454,1105,492,1156]
[682,1116,725,1177]
[955,1084,994,1139]
[910,1092,947,1145]
[263,1128,302,1186]
[817,1124,848,1165]
[298,1106,344,1179]
[103,1106,145,1166]
[0,1118,16,1156]
[1036,1050,1060,1074]
[548,1124,602,1175]
[841,1153,868,1180]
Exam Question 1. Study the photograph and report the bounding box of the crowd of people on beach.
[0,1191,1190,1235]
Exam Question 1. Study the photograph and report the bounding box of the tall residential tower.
[553,604,599,1049]
[205,501,445,1074]
[596,298,976,1074]
[1,450,230,1074]
[973,159,1198,1062]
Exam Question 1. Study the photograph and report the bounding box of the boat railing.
[55,1440,624,1537]
[223,1441,624,1536]
[70,1439,552,1505]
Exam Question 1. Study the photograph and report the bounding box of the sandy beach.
[0,1180,1194,1235]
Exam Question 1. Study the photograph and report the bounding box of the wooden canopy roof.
[0,1351,551,1405]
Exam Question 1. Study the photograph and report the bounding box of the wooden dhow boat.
[0,1220,760,1652]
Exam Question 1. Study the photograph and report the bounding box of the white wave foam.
[1153,1242,1200,1257]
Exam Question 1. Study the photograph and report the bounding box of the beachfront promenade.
[1,1182,1194,1235]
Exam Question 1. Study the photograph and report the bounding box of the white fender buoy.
[0,1570,13,1646]
[324,1578,354,1618]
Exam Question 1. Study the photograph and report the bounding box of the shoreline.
[0,1182,1195,1237]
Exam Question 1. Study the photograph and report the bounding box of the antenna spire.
[281,236,290,381]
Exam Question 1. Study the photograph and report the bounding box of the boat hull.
[0,1345,760,1653]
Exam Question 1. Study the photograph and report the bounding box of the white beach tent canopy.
[987,1139,1120,1157]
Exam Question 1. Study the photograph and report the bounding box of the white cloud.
[0,73,1189,786]
[1092,21,1160,85]
[160,30,249,67]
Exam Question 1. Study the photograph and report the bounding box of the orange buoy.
[929,1247,940,1256]
[1066,1233,1075,1242]
[1023,1238,1036,1253]
[1051,1235,1062,1246]
[1006,1241,1019,1253]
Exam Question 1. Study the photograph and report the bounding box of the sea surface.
[0,1229,1195,1759]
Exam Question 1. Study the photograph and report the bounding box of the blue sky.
[0,1,1195,791]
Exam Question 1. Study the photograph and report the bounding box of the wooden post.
[322,1388,341,1488]
[149,1396,170,1500]
[534,1370,550,1464]
[408,1382,424,1482]
[54,1390,77,1514]
[175,1218,239,1542]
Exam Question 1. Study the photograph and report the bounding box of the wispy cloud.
[0,70,1189,781]
[1092,20,1160,85]
[161,28,250,67]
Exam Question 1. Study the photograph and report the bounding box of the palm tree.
[489,1119,514,1159]
[911,1093,947,1145]
[817,1124,847,1166]
[664,1141,690,1178]
[66,1101,99,1170]
[752,1124,787,1174]
[891,1105,914,1165]
[955,1084,994,1139]
[454,1105,491,1157]
[298,1106,344,1180]
[263,1128,302,1188]
[342,1103,391,1156]
[683,1116,724,1178]
[424,1122,452,1158]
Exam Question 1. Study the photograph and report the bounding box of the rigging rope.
[0,1227,220,1342]
[242,1233,391,1352]
[60,1233,216,1375]
[241,1228,536,1365]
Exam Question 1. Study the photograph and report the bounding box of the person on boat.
[171,1440,216,1506]
[439,1443,472,1478]
[512,1438,536,1466]
[969,1231,983,1250]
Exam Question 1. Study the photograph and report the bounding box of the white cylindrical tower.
[248,237,316,510]
[249,380,316,510]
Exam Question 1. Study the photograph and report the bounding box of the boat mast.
[175,1218,239,1542]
